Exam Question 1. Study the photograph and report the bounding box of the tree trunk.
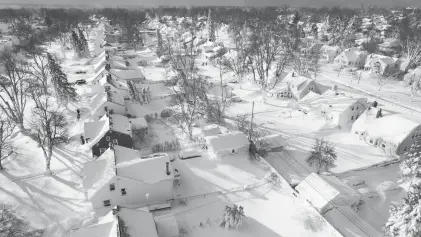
[0,149,3,170]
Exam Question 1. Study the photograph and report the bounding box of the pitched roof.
[113,145,140,163]
[110,69,145,81]
[69,220,117,237]
[129,117,148,130]
[84,148,117,199]
[352,110,420,147]
[154,213,180,237]
[115,154,174,184]
[296,173,359,211]
[205,132,249,152]
[84,116,109,144]
[118,208,159,237]
[89,92,125,114]
[109,114,132,136]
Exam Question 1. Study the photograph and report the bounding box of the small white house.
[271,73,330,100]
[364,54,400,76]
[351,108,421,156]
[320,45,341,63]
[300,90,368,128]
[89,91,126,120]
[82,148,175,210]
[201,124,222,137]
[70,206,160,237]
[205,132,249,156]
[334,49,368,67]
[296,173,361,214]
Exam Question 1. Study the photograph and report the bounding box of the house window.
[351,116,354,120]
[103,200,111,207]
[105,86,110,91]
[231,149,235,154]
[113,139,118,145]
[108,142,113,147]
[104,106,108,112]
[100,148,106,154]
[369,139,373,144]
[375,141,378,146]
[109,184,115,191]
[106,136,111,141]
[121,188,127,195]
[351,106,354,111]
[381,143,386,148]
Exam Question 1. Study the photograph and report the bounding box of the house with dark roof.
[84,114,133,157]
[89,91,127,120]
[82,148,174,210]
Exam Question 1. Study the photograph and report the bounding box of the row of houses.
[271,72,421,157]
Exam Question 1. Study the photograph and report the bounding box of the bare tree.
[247,19,294,102]
[0,51,30,129]
[410,74,421,102]
[30,96,69,174]
[0,203,43,237]
[27,47,50,94]
[0,119,16,170]
[376,73,395,91]
[306,138,337,174]
[401,36,421,73]
[351,70,363,84]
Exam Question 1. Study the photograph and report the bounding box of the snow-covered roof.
[378,38,400,48]
[129,117,148,130]
[109,114,131,135]
[296,173,341,211]
[110,69,145,81]
[300,90,367,116]
[365,54,397,67]
[321,45,340,53]
[118,208,159,237]
[205,132,249,152]
[70,218,117,237]
[201,124,222,137]
[90,91,125,113]
[84,116,110,144]
[85,149,117,199]
[154,213,180,237]
[352,111,420,147]
[82,148,115,190]
[115,154,174,184]
[113,145,140,163]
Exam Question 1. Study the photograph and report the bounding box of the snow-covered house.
[84,114,133,157]
[320,45,341,63]
[205,132,249,156]
[69,207,160,237]
[351,108,421,156]
[364,54,400,76]
[403,67,421,85]
[93,53,127,73]
[201,124,222,137]
[89,91,126,120]
[377,38,401,54]
[300,90,368,128]
[296,173,361,214]
[271,73,329,100]
[334,49,368,67]
[110,69,146,84]
[82,148,174,210]
[91,73,129,96]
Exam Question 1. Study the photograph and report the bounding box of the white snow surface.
[205,132,249,152]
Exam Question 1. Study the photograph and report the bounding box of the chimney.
[112,206,120,215]
[166,162,171,175]
[375,108,382,118]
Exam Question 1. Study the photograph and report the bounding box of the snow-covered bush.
[218,205,245,229]
[151,139,181,153]
[160,109,173,118]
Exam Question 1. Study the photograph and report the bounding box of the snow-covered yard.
[167,153,342,237]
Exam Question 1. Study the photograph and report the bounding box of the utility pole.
[249,101,255,140]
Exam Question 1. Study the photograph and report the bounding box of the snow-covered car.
[74,79,87,85]
[179,148,202,160]
[231,96,242,102]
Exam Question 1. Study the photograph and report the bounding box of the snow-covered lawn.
[168,153,342,237]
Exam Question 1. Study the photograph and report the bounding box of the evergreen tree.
[400,138,421,182]
[78,28,89,57]
[157,29,163,56]
[208,9,215,42]
[47,53,77,103]
[71,30,81,56]
[386,179,421,237]
[306,138,337,173]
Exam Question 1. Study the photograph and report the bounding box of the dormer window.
[113,139,118,145]
[121,188,127,195]
[109,184,115,191]
[106,136,111,141]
